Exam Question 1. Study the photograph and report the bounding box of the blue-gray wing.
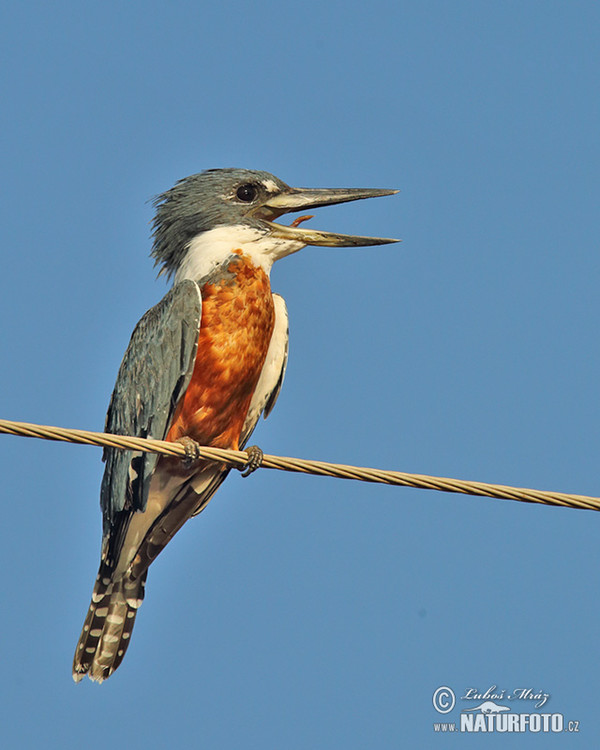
[100,279,202,526]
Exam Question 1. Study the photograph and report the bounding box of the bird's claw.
[177,437,202,468]
[240,445,264,477]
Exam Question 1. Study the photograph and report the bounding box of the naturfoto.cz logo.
[432,685,580,734]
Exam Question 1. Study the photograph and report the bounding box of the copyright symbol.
[433,686,455,714]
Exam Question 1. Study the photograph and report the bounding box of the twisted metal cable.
[0,417,598,511]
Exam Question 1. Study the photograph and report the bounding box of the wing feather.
[100,279,202,526]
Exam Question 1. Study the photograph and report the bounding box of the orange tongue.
[289,214,314,228]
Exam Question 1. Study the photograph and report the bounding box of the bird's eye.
[236,183,258,202]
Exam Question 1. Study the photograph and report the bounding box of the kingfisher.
[72,168,398,683]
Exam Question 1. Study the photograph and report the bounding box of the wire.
[1,417,598,512]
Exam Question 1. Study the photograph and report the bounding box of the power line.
[1,417,598,511]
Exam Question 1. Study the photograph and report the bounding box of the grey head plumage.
[151,167,400,277]
[151,168,289,278]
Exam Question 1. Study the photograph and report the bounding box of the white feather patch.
[175,225,304,283]
[241,294,289,443]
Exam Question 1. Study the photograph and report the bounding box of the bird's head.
[151,168,398,279]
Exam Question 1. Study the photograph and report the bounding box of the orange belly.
[165,253,275,450]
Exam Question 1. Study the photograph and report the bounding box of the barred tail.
[72,566,147,683]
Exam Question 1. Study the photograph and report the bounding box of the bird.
[72,168,398,683]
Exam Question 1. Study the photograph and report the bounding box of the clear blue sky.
[0,2,598,747]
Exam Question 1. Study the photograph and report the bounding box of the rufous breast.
[166,251,275,450]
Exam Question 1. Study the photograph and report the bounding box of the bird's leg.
[240,445,264,477]
[176,436,202,468]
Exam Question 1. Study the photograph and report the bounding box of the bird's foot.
[240,445,264,477]
[176,436,202,468]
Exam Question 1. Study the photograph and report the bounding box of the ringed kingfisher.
[73,168,398,682]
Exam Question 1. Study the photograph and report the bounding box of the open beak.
[257,186,399,247]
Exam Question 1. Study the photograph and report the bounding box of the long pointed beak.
[259,186,399,247]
